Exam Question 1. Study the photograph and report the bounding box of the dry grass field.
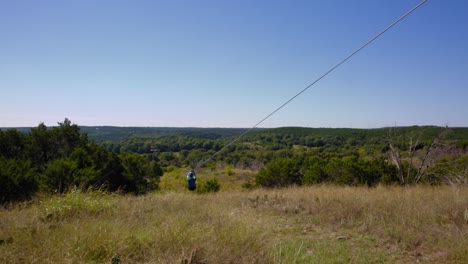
[0,178,467,263]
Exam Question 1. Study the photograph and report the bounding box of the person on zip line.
[187,169,197,191]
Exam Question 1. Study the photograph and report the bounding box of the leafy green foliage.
[302,156,327,184]
[256,158,302,187]
[255,156,398,187]
[92,126,468,171]
[42,157,79,193]
[65,125,468,188]
[2,123,467,202]
[224,165,234,176]
[0,119,164,203]
[119,152,162,194]
[427,155,468,185]
[255,155,402,188]
[198,178,220,193]
[0,158,37,203]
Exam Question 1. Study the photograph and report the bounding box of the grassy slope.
[1,184,467,263]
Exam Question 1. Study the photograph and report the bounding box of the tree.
[30,123,53,167]
[0,129,26,159]
[86,144,125,191]
[387,127,450,184]
[255,158,301,187]
[0,158,38,202]
[198,178,220,193]
[57,118,83,157]
[119,152,162,194]
[302,156,327,184]
[427,156,468,186]
[41,158,78,193]
[0,119,170,203]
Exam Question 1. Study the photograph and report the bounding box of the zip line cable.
[197,0,428,168]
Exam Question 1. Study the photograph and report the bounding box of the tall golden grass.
[0,185,467,263]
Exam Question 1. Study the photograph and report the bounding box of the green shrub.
[255,158,301,187]
[0,158,38,203]
[198,178,220,193]
[119,152,163,194]
[224,165,234,176]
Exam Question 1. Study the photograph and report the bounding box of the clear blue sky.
[1,0,467,128]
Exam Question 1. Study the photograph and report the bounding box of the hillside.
[4,125,468,144]
[2,121,467,204]
[80,126,256,142]
[1,186,466,263]
[82,126,468,144]
[1,122,467,263]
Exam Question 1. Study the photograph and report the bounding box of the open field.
[1,185,467,263]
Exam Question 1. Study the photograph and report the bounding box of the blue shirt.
[187,172,196,189]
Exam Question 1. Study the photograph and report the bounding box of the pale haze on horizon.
[1,0,467,128]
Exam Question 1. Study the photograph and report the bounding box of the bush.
[224,165,234,176]
[302,156,327,184]
[255,158,301,187]
[119,152,163,194]
[198,178,220,193]
[41,158,78,193]
[241,180,255,190]
[0,158,38,203]
[427,156,468,185]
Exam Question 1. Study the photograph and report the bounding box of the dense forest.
[2,120,468,203]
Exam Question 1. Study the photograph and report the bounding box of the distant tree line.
[0,119,162,203]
